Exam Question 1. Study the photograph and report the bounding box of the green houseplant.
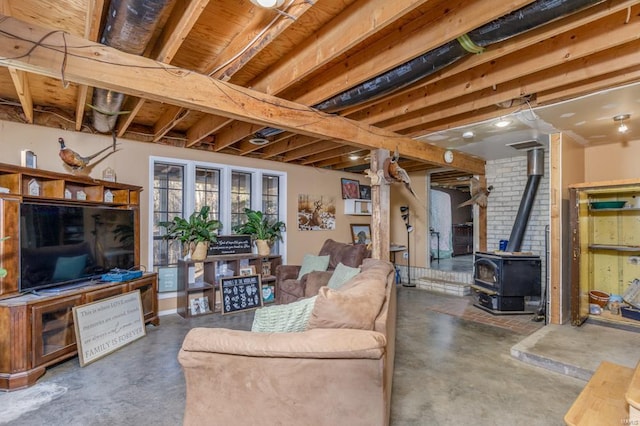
[160,206,222,261]
[232,208,286,256]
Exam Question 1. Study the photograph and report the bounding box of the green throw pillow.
[251,296,317,333]
[297,254,330,280]
[327,262,360,290]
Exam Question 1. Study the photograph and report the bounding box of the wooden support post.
[371,149,390,261]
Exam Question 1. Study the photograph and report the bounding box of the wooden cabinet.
[0,162,151,390]
[177,255,282,318]
[0,162,142,299]
[0,274,158,391]
[570,179,640,328]
[452,224,473,256]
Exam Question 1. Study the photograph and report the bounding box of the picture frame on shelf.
[239,266,256,276]
[21,150,37,168]
[350,223,372,245]
[262,284,275,303]
[261,260,271,277]
[341,178,360,199]
[359,184,371,200]
[355,200,370,214]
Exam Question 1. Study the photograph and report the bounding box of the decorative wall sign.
[73,290,146,366]
[297,194,336,231]
[220,274,263,315]
[208,235,252,255]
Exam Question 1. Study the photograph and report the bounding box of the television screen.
[20,203,135,292]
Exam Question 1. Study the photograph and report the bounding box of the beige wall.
[584,139,640,182]
[0,120,373,269]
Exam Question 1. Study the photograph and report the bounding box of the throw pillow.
[251,296,317,333]
[52,254,88,281]
[327,262,360,290]
[307,273,387,330]
[296,254,330,280]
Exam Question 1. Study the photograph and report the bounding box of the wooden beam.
[186,115,231,147]
[289,0,536,106]
[118,0,210,136]
[0,15,484,174]
[348,4,640,127]
[261,135,321,159]
[300,146,359,165]
[283,140,341,162]
[250,0,431,94]
[344,0,637,120]
[153,107,191,142]
[8,68,33,123]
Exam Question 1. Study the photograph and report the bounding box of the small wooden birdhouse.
[27,179,40,196]
[76,190,87,201]
[104,189,114,203]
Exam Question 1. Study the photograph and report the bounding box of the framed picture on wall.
[341,178,360,199]
[350,224,371,245]
[359,184,371,200]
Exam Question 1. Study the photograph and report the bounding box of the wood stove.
[472,251,541,312]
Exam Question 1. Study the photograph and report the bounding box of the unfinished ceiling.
[0,0,638,185]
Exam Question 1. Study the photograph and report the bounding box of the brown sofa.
[275,238,370,304]
[178,258,397,426]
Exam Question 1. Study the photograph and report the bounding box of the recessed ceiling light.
[349,154,360,161]
[249,137,269,146]
[462,131,474,139]
[250,0,285,8]
[494,119,511,128]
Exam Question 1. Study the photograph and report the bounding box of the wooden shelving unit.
[177,254,282,318]
[0,162,153,391]
[569,179,640,328]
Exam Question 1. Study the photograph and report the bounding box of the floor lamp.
[400,206,415,287]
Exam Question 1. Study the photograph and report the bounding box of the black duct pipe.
[256,0,603,138]
[505,148,544,252]
[92,0,174,133]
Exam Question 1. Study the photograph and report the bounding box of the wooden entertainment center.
[0,163,158,391]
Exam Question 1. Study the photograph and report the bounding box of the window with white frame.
[151,157,286,268]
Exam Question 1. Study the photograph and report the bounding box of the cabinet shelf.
[589,244,640,252]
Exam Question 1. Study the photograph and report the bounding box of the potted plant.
[232,208,286,256]
[159,206,222,261]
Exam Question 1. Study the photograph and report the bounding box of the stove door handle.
[474,258,498,270]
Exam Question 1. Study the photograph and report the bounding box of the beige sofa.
[178,258,397,426]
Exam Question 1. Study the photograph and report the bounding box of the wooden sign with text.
[73,290,146,366]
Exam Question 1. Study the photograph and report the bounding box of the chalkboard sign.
[220,274,263,315]
[208,235,253,255]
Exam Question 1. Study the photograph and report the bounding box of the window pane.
[262,175,281,254]
[231,171,252,229]
[195,167,220,221]
[153,163,184,267]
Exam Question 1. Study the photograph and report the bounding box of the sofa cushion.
[251,296,317,333]
[318,239,369,269]
[327,262,361,290]
[308,271,386,330]
[297,254,330,280]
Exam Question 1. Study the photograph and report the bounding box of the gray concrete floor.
[430,254,473,273]
[3,287,594,426]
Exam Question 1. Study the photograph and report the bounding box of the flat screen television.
[19,202,136,292]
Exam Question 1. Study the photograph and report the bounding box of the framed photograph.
[21,150,37,168]
[341,178,360,199]
[239,266,256,276]
[261,260,271,277]
[262,284,275,303]
[359,184,371,200]
[355,200,370,214]
[350,223,372,245]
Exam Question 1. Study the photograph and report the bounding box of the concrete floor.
[2,287,601,425]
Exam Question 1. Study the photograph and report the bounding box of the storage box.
[621,306,640,321]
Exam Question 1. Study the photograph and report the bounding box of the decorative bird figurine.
[384,148,419,200]
[458,177,493,208]
[58,137,116,171]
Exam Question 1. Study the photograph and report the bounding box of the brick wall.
[486,150,550,284]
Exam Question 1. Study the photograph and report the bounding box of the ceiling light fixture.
[462,131,474,139]
[614,114,630,134]
[249,137,270,146]
[250,0,285,8]
[494,119,511,128]
[349,154,360,161]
